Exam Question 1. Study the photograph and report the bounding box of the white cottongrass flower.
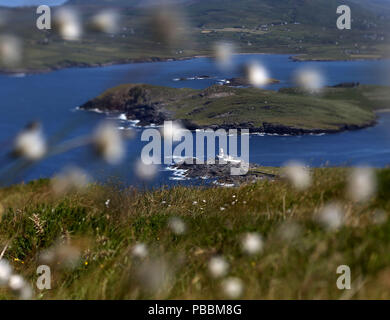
[294,67,325,93]
[245,61,269,87]
[93,122,124,164]
[208,256,229,278]
[221,277,244,299]
[90,10,119,34]
[241,232,264,255]
[39,243,81,270]
[283,161,312,191]
[317,203,344,231]
[136,257,174,296]
[132,243,148,258]
[276,221,302,242]
[0,34,22,67]
[135,159,158,180]
[347,167,376,202]
[51,166,89,195]
[105,199,110,208]
[220,207,225,211]
[148,6,186,47]
[168,217,186,235]
[8,274,33,300]
[13,123,46,161]
[161,121,185,141]
[0,259,12,286]
[213,41,235,69]
[54,8,82,41]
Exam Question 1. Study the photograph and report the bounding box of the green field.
[1,167,390,299]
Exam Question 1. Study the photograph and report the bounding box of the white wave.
[165,165,189,180]
[86,108,105,114]
[169,176,189,181]
[212,180,235,188]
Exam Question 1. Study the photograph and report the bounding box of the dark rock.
[332,82,360,88]
[170,157,277,187]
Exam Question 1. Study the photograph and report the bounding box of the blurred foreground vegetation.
[1,167,390,299]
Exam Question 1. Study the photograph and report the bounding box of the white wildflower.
[51,166,89,195]
[54,8,82,41]
[208,256,229,278]
[0,259,12,286]
[8,275,33,300]
[168,217,186,235]
[294,67,324,93]
[241,232,264,255]
[283,161,312,191]
[135,159,158,180]
[93,122,124,164]
[0,34,22,66]
[90,10,119,34]
[221,277,244,299]
[245,61,269,87]
[276,221,302,242]
[317,203,344,231]
[347,167,376,202]
[13,123,46,161]
[136,257,174,296]
[132,243,148,259]
[213,41,235,69]
[161,121,185,141]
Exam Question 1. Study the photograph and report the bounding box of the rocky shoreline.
[169,158,277,187]
[183,120,378,136]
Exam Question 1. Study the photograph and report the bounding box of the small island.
[80,83,390,135]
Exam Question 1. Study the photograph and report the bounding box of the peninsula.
[79,84,390,135]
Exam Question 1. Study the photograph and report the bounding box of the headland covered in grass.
[80,84,390,134]
[1,167,390,299]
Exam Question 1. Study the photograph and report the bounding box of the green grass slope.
[1,168,390,299]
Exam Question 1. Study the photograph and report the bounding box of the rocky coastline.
[169,158,277,187]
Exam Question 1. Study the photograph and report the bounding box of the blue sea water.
[0,54,390,186]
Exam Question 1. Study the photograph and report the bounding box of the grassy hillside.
[81,84,390,133]
[1,168,390,299]
[186,0,374,28]
[1,0,389,72]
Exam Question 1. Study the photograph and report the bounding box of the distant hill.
[185,0,374,29]
[65,0,387,29]
[350,0,390,15]
[1,0,389,72]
